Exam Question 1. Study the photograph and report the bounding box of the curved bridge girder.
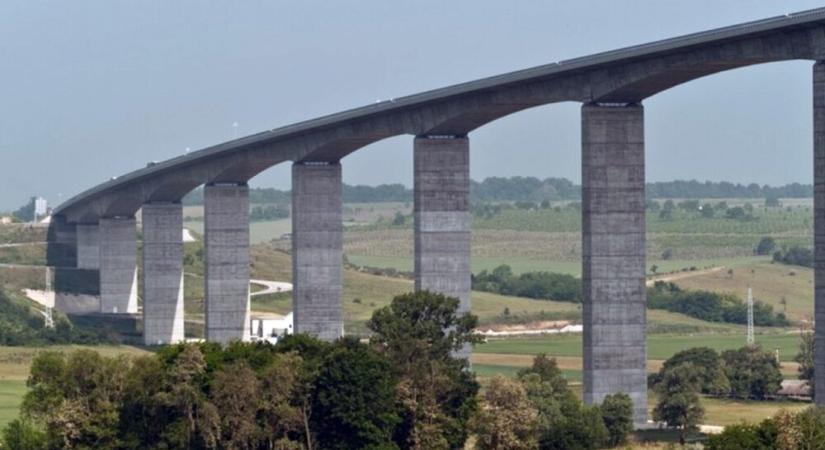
[52,10,825,223]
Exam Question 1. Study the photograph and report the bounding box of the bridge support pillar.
[292,162,343,341]
[142,203,184,345]
[414,136,471,358]
[581,103,647,423]
[814,61,825,405]
[204,183,251,344]
[76,224,100,269]
[99,217,138,314]
[46,215,77,267]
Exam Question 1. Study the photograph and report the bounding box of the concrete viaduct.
[47,8,825,422]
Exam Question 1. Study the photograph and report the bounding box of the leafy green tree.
[791,406,825,448]
[652,363,704,445]
[22,349,130,449]
[517,354,607,450]
[257,352,306,449]
[153,345,220,449]
[0,419,47,450]
[472,376,538,450]
[600,393,633,447]
[312,337,400,450]
[721,346,782,400]
[796,330,815,399]
[652,347,729,396]
[700,203,715,218]
[212,361,263,449]
[368,291,481,450]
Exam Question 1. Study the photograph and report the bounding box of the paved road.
[250,279,293,296]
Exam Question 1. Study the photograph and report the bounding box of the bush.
[773,245,814,268]
[755,237,776,255]
[705,421,776,450]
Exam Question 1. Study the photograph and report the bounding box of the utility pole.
[747,286,754,346]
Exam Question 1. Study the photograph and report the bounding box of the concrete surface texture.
[581,103,647,423]
[814,61,825,407]
[75,224,99,269]
[98,217,138,314]
[291,162,343,341]
[204,184,251,344]
[142,203,185,345]
[414,136,471,312]
[414,136,472,359]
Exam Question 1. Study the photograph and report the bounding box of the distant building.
[250,312,293,344]
[0,216,11,225]
[34,196,48,219]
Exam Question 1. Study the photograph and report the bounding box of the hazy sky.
[1,1,823,210]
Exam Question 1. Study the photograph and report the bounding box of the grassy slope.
[675,259,814,321]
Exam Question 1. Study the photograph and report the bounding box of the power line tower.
[746,286,754,346]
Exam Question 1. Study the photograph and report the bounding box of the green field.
[477,333,801,361]
[0,380,26,430]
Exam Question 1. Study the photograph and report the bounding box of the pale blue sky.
[0,1,822,209]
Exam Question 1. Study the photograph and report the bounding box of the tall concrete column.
[581,103,647,423]
[204,183,250,344]
[99,217,138,314]
[814,61,825,405]
[292,162,343,341]
[76,224,100,269]
[142,203,184,345]
[46,215,76,267]
[414,136,471,355]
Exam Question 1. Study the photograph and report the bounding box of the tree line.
[176,177,813,207]
[648,281,789,327]
[472,265,789,327]
[1,291,638,450]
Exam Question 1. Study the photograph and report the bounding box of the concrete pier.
[142,203,185,345]
[414,136,471,354]
[46,215,77,267]
[292,162,343,341]
[204,183,251,344]
[581,103,647,423]
[814,61,825,405]
[99,217,138,314]
[76,224,100,269]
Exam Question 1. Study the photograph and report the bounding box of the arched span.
[53,7,825,223]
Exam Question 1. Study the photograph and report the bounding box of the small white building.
[250,312,293,344]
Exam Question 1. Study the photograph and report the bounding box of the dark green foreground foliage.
[1,291,483,450]
[706,407,825,449]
